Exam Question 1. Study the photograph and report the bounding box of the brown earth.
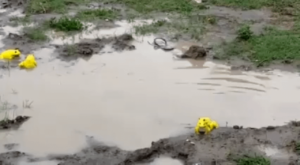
[0,122,300,164]
[54,33,135,61]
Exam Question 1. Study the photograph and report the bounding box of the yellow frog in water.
[194,117,219,135]
[0,48,21,60]
[19,54,37,69]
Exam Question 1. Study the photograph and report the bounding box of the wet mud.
[0,116,30,130]
[53,34,135,61]
[2,33,44,55]
[0,122,299,165]
[0,151,28,165]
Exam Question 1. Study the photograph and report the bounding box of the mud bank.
[54,34,135,61]
[1,122,299,165]
[0,116,30,130]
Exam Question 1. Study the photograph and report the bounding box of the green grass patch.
[23,27,49,41]
[216,26,300,67]
[26,0,85,14]
[76,9,119,21]
[294,141,300,154]
[108,0,208,14]
[46,17,84,32]
[233,155,270,165]
[134,15,216,40]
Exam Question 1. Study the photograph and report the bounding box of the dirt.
[2,33,44,55]
[0,122,298,164]
[54,33,135,61]
[0,116,30,130]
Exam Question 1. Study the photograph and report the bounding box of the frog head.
[197,117,211,134]
[13,48,21,56]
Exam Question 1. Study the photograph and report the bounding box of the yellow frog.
[19,54,37,69]
[0,48,21,60]
[194,117,219,135]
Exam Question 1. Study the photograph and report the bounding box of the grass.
[215,24,300,67]
[208,0,300,68]
[23,100,33,109]
[46,17,84,32]
[26,0,86,14]
[0,98,11,122]
[133,15,216,40]
[76,9,119,21]
[108,0,208,14]
[23,27,49,41]
[234,155,271,165]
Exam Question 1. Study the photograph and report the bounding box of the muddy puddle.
[0,19,300,164]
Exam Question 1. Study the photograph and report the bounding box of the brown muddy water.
[0,20,300,164]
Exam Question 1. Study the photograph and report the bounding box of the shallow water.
[0,20,300,158]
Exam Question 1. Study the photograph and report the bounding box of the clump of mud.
[181,45,208,59]
[2,121,300,165]
[112,34,135,51]
[0,116,30,130]
[55,34,135,61]
[55,40,103,61]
